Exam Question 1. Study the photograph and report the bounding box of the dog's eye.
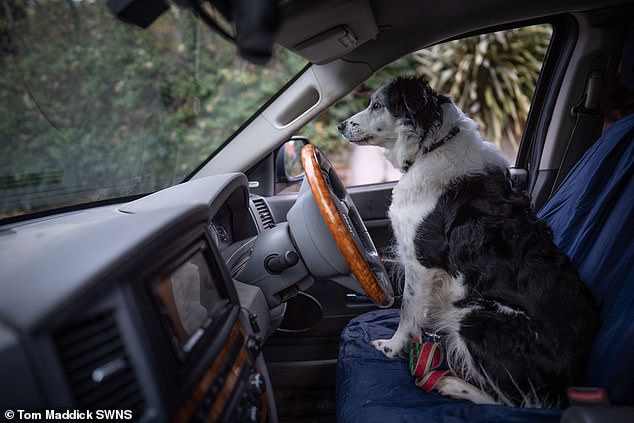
[372,102,382,110]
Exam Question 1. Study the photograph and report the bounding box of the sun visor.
[277,0,378,64]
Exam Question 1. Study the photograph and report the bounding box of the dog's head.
[338,77,450,149]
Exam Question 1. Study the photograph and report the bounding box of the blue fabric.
[336,114,634,421]
[337,309,562,422]
[538,114,634,405]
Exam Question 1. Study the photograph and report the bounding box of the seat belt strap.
[550,70,604,197]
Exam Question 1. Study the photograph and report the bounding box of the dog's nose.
[338,121,347,133]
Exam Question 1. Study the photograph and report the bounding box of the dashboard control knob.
[265,251,299,274]
[246,336,261,361]
[249,372,266,395]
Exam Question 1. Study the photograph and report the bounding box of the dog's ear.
[402,79,427,116]
[386,77,424,114]
[387,77,446,136]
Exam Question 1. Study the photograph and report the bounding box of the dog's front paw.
[371,338,406,358]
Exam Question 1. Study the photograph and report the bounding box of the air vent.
[252,198,275,229]
[54,313,145,415]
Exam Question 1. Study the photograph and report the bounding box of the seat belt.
[550,70,605,197]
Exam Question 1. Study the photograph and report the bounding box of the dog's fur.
[338,76,600,407]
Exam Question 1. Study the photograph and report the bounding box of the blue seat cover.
[337,308,563,422]
[538,114,634,405]
[336,114,634,422]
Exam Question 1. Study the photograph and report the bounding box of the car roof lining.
[275,0,630,66]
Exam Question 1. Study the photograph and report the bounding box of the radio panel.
[172,319,269,423]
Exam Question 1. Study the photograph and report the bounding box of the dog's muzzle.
[338,120,368,143]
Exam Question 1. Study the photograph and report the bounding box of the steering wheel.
[301,144,394,307]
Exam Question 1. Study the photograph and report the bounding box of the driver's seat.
[335,45,634,423]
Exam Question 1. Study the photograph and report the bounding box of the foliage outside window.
[0,1,306,217]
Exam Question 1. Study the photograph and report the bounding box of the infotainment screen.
[154,248,230,355]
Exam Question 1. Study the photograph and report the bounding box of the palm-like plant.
[413,25,552,151]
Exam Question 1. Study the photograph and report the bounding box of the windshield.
[0,1,306,219]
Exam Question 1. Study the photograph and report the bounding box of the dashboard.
[0,173,278,422]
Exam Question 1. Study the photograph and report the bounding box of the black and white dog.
[338,76,599,407]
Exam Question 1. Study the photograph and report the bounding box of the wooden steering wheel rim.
[301,144,392,306]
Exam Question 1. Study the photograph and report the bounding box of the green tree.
[0,0,305,216]
[415,25,552,150]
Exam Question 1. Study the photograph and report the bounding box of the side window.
[303,24,552,187]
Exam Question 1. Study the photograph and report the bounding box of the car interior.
[1,0,633,422]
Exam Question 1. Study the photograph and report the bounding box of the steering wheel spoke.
[301,144,394,307]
